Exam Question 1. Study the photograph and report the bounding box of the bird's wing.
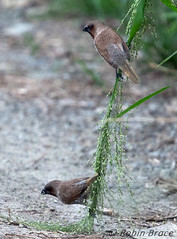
[109,29,130,60]
[59,178,89,204]
[94,31,114,66]
[95,29,130,67]
[120,38,130,60]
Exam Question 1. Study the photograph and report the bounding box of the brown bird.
[41,174,98,204]
[83,21,139,84]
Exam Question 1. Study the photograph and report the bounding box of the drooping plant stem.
[88,75,123,217]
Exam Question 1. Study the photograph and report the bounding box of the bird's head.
[41,180,60,197]
[83,21,107,38]
[83,23,94,36]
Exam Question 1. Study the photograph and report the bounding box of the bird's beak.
[41,189,46,195]
[83,25,89,33]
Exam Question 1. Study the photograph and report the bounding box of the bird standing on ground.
[83,21,139,84]
[41,174,98,204]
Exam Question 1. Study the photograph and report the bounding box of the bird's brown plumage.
[83,21,139,84]
[41,174,98,204]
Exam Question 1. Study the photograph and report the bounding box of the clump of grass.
[23,215,94,234]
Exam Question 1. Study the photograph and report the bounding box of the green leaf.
[157,50,177,67]
[127,0,147,46]
[160,0,177,12]
[115,85,170,118]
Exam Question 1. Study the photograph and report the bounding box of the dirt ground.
[0,1,177,239]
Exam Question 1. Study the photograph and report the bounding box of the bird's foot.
[116,72,124,80]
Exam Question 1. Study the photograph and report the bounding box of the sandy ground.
[0,1,177,238]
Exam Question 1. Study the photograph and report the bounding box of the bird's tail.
[86,173,98,186]
[121,60,139,84]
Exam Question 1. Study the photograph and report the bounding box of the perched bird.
[83,21,139,84]
[41,174,98,204]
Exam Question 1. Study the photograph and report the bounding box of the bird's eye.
[88,24,94,30]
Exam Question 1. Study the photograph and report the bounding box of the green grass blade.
[115,85,170,118]
[157,50,177,68]
[127,0,147,46]
[160,0,177,12]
